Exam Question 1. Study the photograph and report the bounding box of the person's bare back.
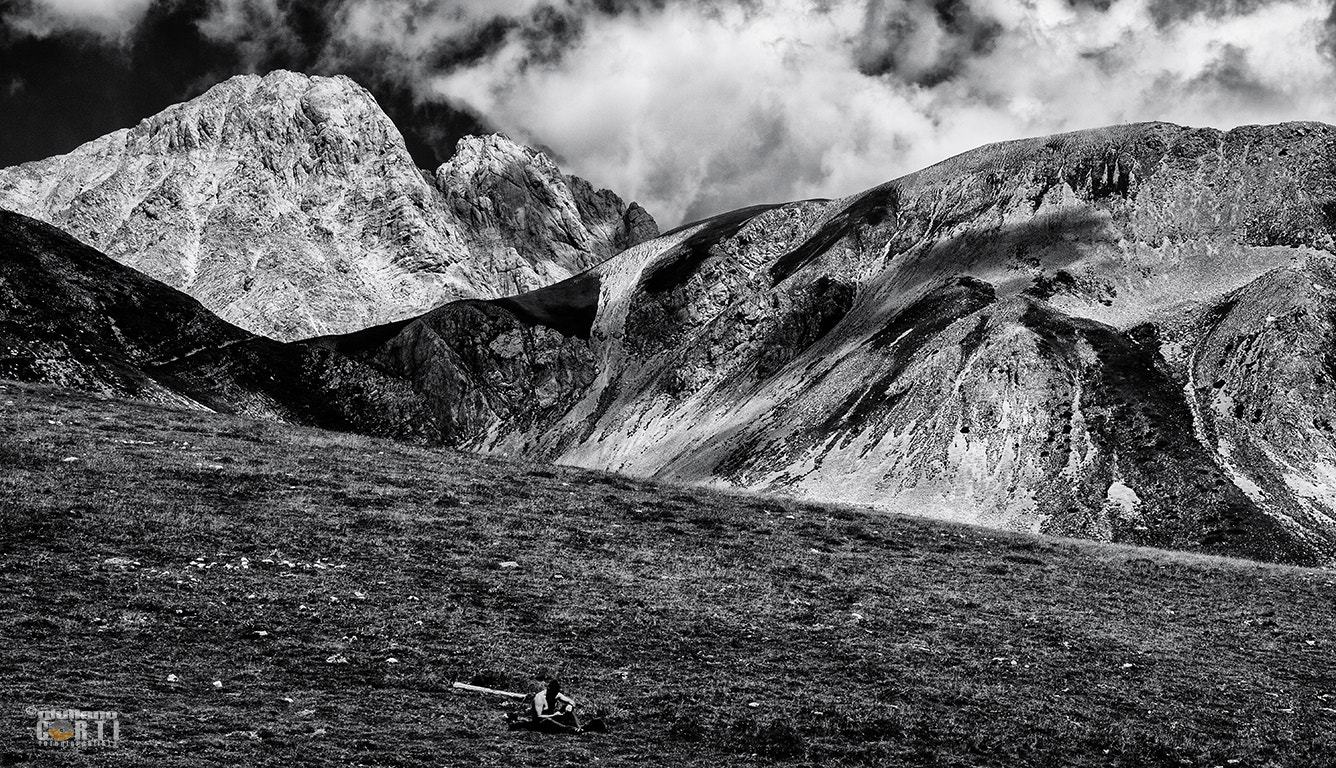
[508,678,583,733]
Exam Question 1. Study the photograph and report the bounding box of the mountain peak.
[123,69,407,169]
[0,72,657,341]
[199,70,372,105]
[443,133,551,171]
[435,133,557,198]
[433,133,659,282]
[7,112,1336,565]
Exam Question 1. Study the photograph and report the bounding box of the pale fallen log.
[451,682,528,700]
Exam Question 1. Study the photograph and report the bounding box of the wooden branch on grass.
[451,682,528,700]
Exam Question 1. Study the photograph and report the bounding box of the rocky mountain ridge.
[0,71,657,341]
[319,121,1336,565]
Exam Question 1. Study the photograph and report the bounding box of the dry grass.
[1,379,1334,767]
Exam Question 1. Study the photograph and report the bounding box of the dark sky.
[3,0,1334,224]
[0,0,488,170]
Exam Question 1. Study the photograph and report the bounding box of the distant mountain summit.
[0,71,656,341]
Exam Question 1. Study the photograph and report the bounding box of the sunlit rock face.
[334,121,1336,565]
[0,71,657,341]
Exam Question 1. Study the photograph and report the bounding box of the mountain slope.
[328,121,1336,565]
[0,71,657,341]
[0,208,432,438]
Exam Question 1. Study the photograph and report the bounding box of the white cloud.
[194,0,297,71]
[433,2,931,222]
[422,0,1336,225]
[5,0,154,38]
[10,0,1334,225]
[331,0,552,66]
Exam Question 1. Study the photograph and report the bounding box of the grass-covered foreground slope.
[1,380,1334,767]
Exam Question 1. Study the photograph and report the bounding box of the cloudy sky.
[3,0,1335,224]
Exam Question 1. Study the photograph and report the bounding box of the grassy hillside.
[1,380,1334,767]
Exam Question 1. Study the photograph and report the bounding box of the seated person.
[530,679,581,732]
[509,678,585,733]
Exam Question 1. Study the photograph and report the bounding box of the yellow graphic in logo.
[47,720,75,741]
[33,708,121,747]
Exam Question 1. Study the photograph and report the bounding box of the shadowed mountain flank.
[769,186,898,286]
[0,209,432,438]
[0,208,249,404]
[488,271,603,339]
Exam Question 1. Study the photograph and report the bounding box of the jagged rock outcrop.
[436,135,649,295]
[0,71,657,341]
[323,121,1336,565]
